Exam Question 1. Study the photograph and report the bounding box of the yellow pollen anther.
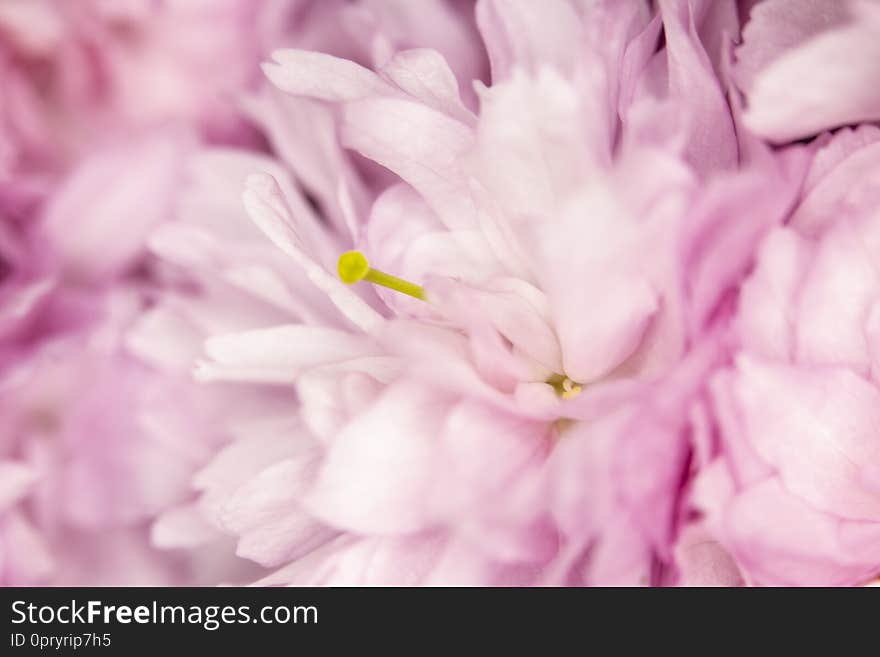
[561,378,582,399]
[547,373,583,400]
[337,251,426,300]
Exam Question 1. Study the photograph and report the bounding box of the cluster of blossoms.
[1,0,879,586]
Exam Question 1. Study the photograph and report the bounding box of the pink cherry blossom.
[169,0,810,586]
[692,126,880,586]
[4,0,880,588]
[0,0,424,585]
[0,133,277,583]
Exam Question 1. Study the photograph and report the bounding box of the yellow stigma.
[337,251,426,300]
[547,373,583,400]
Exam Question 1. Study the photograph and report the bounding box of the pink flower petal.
[200,325,377,384]
[263,49,390,102]
[728,356,880,522]
[475,0,581,80]
[743,2,880,142]
[724,478,880,585]
[341,97,477,229]
[304,383,449,534]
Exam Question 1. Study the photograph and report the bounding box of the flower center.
[337,251,426,300]
[546,373,583,399]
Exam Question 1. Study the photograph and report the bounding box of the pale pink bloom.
[736,0,880,142]
[0,288,203,584]
[0,0,308,220]
[138,149,353,563]
[0,0,269,161]
[0,127,193,371]
[129,2,491,571]
[120,5,483,563]
[694,126,880,585]
[177,0,809,585]
[0,0,434,585]
[0,0,484,193]
[0,28,239,586]
[6,0,863,588]
[0,133,268,583]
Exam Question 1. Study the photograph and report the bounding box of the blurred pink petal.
[658,0,738,173]
[696,122,880,584]
[735,0,850,91]
[42,132,192,282]
[674,524,744,587]
[739,1,880,142]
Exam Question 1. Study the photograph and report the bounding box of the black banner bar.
[0,587,871,653]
